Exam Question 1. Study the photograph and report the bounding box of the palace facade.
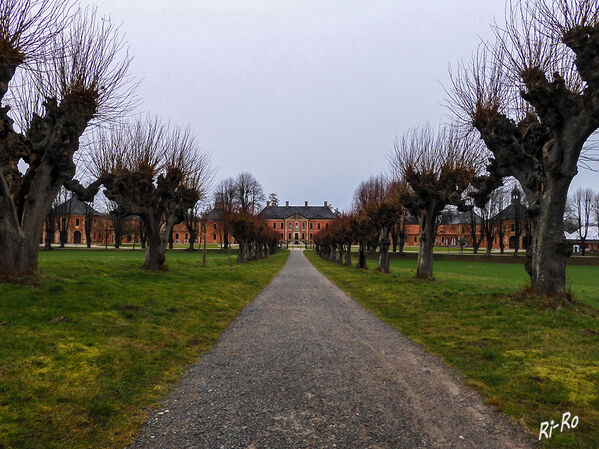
[259,201,336,245]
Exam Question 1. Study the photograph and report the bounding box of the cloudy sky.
[98,0,597,210]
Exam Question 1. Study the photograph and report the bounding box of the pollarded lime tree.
[352,175,402,273]
[0,1,133,279]
[229,211,279,262]
[390,126,482,279]
[92,119,213,270]
[448,0,599,298]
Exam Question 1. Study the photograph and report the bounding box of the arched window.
[75,218,80,227]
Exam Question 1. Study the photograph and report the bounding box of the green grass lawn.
[0,249,288,449]
[305,251,599,448]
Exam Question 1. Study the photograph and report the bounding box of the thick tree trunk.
[399,234,405,255]
[202,223,207,266]
[0,225,39,279]
[525,176,572,298]
[486,238,493,257]
[416,214,435,279]
[337,244,344,264]
[44,223,54,250]
[391,227,398,252]
[345,241,352,266]
[358,240,367,269]
[144,229,167,270]
[223,226,229,250]
[59,230,67,248]
[187,230,197,251]
[237,240,246,263]
[114,228,122,249]
[377,226,390,273]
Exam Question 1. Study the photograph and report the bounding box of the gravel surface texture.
[129,249,537,449]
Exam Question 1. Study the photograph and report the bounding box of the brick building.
[402,188,532,251]
[42,197,232,247]
[259,201,337,245]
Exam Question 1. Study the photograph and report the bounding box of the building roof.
[259,205,336,220]
[52,195,102,216]
[206,207,225,221]
[445,209,481,225]
[493,203,528,220]
[566,226,599,241]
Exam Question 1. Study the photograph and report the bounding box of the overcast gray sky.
[99,0,598,210]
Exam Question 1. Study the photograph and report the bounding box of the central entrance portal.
[294,233,299,244]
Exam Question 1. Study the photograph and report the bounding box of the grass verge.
[0,249,288,449]
[304,251,599,448]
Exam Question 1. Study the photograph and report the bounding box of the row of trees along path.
[317,0,599,301]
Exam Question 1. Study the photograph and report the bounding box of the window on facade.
[185,234,188,239]
[288,233,291,239]
[295,221,299,229]
[280,233,283,239]
[301,233,305,239]
[213,223,217,230]
[309,222,313,229]
[325,223,328,229]
[288,222,292,229]
[273,223,276,229]
[317,222,321,230]
[511,224,515,231]
[280,222,284,229]
[310,233,313,239]
[414,236,417,242]
[75,218,80,227]
[213,233,217,240]
[302,222,306,229]
[175,233,179,241]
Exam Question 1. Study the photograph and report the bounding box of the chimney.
[285,201,289,208]
[324,201,328,207]
[266,201,271,207]
[304,201,308,207]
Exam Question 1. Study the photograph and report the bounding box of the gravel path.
[130,249,537,449]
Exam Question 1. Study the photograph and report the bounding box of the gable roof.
[259,205,336,220]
